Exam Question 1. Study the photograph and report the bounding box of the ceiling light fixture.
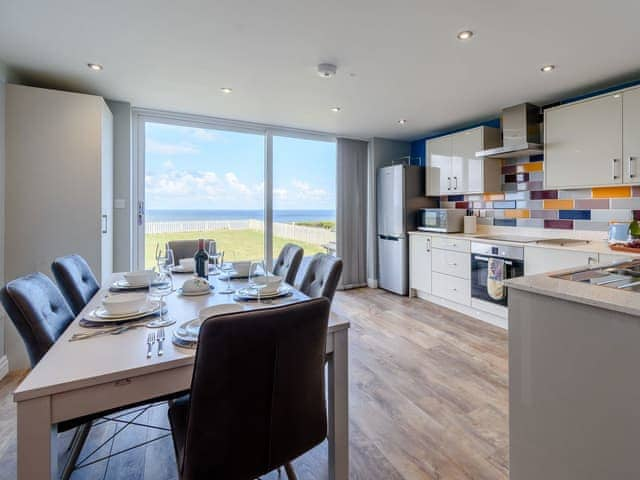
[398,119,408,125]
[87,63,103,71]
[330,106,341,112]
[541,64,555,72]
[318,63,338,78]
[220,87,233,93]
[457,30,473,40]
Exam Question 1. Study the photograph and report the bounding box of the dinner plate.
[234,286,291,300]
[90,300,163,322]
[112,279,167,289]
[218,272,249,280]
[173,304,245,347]
[170,265,193,273]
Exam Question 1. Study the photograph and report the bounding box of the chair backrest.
[272,243,304,285]
[166,239,216,263]
[181,297,331,479]
[51,254,100,315]
[0,273,75,367]
[299,253,343,302]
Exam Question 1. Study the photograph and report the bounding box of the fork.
[146,332,156,358]
[157,327,165,356]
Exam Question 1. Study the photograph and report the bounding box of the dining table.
[13,272,350,480]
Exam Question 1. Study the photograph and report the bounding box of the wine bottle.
[194,238,209,278]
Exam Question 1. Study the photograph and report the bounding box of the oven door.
[471,254,525,306]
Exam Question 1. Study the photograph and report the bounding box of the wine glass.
[147,246,176,328]
[219,260,236,294]
[249,260,267,304]
[208,241,220,276]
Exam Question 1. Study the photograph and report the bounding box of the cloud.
[273,188,288,200]
[146,139,199,155]
[224,172,252,195]
[292,179,328,200]
[145,170,224,200]
[191,128,219,141]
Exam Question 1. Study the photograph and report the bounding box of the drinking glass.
[219,261,236,294]
[147,246,176,328]
[249,260,267,304]
[208,241,221,276]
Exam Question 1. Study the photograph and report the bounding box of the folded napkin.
[487,257,506,301]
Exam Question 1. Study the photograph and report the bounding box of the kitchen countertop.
[505,266,640,317]
[408,230,640,257]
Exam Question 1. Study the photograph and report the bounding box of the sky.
[145,122,336,210]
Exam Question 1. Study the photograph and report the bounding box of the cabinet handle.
[426,238,431,253]
[612,158,620,180]
[629,156,637,179]
[447,177,451,190]
[453,176,458,190]
[448,262,458,267]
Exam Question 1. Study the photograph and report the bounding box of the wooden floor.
[0,288,508,480]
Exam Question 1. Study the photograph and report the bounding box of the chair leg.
[61,422,92,480]
[284,462,297,480]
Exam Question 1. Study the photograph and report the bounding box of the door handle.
[629,156,637,179]
[101,214,108,234]
[137,200,145,226]
[612,158,620,180]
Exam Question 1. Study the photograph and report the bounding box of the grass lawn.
[145,229,326,268]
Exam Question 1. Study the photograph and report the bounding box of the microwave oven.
[417,208,465,233]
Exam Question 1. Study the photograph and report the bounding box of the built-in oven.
[470,242,525,306]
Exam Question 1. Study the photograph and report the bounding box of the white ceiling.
[1,0,639,140]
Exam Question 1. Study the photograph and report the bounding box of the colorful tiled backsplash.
[438,155,640,230]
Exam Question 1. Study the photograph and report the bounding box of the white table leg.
[327,328,349,480]
[17,396,57,480]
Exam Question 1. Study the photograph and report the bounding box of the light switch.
[114,199,126,209]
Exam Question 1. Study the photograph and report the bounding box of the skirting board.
[414,291,508,330]
[0,355,8,381]
[367,278,378,288]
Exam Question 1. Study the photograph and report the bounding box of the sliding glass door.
[272,136,337,261]
[134,112,335,270]
[141,121,265,268]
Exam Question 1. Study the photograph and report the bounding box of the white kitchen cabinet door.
[409,235,432,293]
[545,94,623,189]
[431,248,471,279]
[432,272,471,306]
[426,136,452,196]
[598,253,631,265]
[623,87,640,184]
[453,127,482,193]
[524,247,598,275]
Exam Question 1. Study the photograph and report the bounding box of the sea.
[146,209,335,223]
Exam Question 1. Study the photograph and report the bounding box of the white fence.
[145,219,335,245]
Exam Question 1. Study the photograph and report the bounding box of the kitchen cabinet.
[545,91,635,188]
[524,247,598,275]
[432,272,471,306]
[623,87,640,183]
[426,126,500,196]
[409,234,432,293]
[431,236,470,253]
[432,248,470,279]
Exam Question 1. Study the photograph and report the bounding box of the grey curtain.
[336,138,368,289]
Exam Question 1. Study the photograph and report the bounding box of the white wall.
[366,138,411,286]
[106,100,132,273]
[0,62,7,375]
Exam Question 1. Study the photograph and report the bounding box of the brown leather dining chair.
[298,253,343,303]
[52,254,100,315]
[272,243,304,285]
[168,297,331,480]
[167,239,216,262]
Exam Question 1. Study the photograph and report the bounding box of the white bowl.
[179,258,195,270]
[124,270,155,285]
[182,278,210,293]
[102,293,148,315]
[231,261,251,277]
[252,275,282,294]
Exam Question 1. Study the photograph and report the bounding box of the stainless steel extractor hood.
[475,103,543,159]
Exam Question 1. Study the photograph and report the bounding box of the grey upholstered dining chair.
[168,297,331,480]
[298,253,343,302]
[0,272,90,479]
[272,243,304,285]
[166,239,216,263]
[52,254,100,315]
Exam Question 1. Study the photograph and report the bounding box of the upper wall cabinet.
[425,126,500,196]
[545,86,640,189]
